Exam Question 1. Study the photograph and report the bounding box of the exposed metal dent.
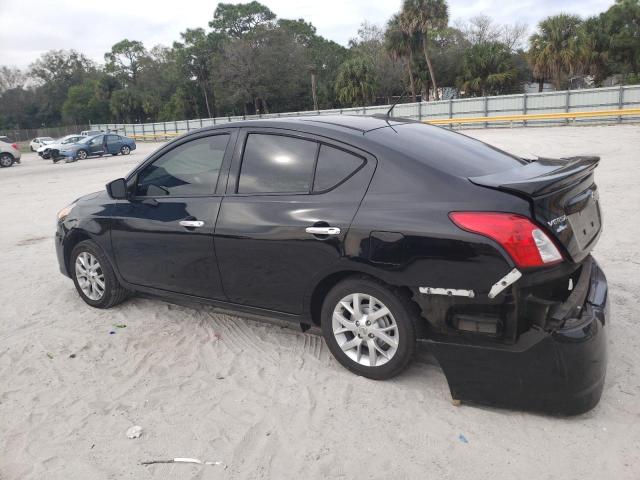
[419,287,475,298]
[488,268,522,299]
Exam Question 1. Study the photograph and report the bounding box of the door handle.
[179,220,204,228]
[305,226,341,235]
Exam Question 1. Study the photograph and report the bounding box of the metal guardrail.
[93,85,640,138]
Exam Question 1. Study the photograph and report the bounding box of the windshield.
[78,135,101,144]
[60,136,77,144]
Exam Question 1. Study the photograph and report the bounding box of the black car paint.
[55,116,608,414]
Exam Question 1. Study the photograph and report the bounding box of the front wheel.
[0,153,14,167]
[120,145,131,155]
[70,240,129,309]
[321,278,416,380]
[76,149,88,160]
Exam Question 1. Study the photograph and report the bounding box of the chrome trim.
[305,226,341,235]
[179,220,204,228]
[488,268,522,299]
[419,287,475,298]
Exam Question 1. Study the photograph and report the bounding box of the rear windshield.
[373,123,525,177]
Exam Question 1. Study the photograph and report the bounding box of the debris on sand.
[126,425,143,439]
[141,458,226,468]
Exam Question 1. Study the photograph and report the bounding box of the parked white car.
[37,134,85,159]
[80,130,103,136]
[30,137,55,151]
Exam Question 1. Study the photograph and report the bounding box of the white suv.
[0,137,21,167]
[30,137,54,151]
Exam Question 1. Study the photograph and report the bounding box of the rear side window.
[136,134,229,196]
[238,134,317,194]
[313,145,364,192]
[375,123,526,177]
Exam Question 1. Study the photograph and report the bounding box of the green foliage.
[459,41,520,96]
[528,14,582,89]
[334,57,376,106]
[209,1,276,37]
[104,39,147,84]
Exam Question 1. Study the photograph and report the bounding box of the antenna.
[386,91,408,118]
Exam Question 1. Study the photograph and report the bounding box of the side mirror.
[106,178,128,200]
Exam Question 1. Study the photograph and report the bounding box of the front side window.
[136,134,229,197]
[238,134,317,194]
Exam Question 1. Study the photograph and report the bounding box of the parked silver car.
[0,137,21,167]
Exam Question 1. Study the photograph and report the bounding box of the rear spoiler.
[468,156,600,197]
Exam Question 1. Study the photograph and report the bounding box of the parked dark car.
[58,134,136,161]
[55,116,608,414]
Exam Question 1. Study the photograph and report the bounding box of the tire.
[321,277,416,380]
[30,146,35,152]
[0,153,14,168]
[76,149,88,160]
[70,240,129,309]
[121,145,131,155]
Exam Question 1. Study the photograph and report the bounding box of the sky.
[0,0,615,69]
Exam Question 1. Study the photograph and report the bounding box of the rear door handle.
[179,220,204,228]
[305,226,341,235]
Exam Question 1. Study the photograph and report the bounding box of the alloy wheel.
[332,293,399,367]
[0,154,13,167]
[77,150,87,160]
[121,146,130,155]
[75,252,105,301]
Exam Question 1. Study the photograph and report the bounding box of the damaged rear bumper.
[424,257,608,415]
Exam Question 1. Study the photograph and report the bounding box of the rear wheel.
[70,240,129,309]
[321,278,416,380]
[120,145,131,155]
[0,153,14,167]
[76,149,88,160]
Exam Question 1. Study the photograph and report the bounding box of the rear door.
[110,130,235,299]
[214,129,375,314]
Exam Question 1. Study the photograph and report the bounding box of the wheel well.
[63,230,92,272]
[1,152,14,159]
[309,271,416,327]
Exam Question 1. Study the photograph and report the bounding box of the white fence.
[92,85,640,137]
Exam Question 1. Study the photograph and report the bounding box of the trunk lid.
[469,156,602,263]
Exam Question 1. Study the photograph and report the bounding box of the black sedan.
[54,116,608,414]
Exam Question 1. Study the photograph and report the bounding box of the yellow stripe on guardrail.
[127,132,181,141]
[424,108,640,125]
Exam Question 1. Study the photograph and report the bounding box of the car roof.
[187,115,421,140]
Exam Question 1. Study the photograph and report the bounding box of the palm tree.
[386,14,417,101]
[576,17,610,85]
[334,57,376,107]
[528,14,582,91]
[459,42,519,96]
[401,0,449,100]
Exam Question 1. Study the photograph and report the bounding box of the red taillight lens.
[11,143,17,150]
[449,212,563,268]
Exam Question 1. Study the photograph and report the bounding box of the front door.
[86,135,105,156]
[105,135,123,154]
[110,131,234,300]
[214,130,375,314]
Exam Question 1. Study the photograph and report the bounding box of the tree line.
[1,0,638,129]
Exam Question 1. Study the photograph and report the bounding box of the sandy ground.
[0,125,639,479]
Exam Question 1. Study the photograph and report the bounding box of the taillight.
[11,143,17,150]
[449,212,563,268]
